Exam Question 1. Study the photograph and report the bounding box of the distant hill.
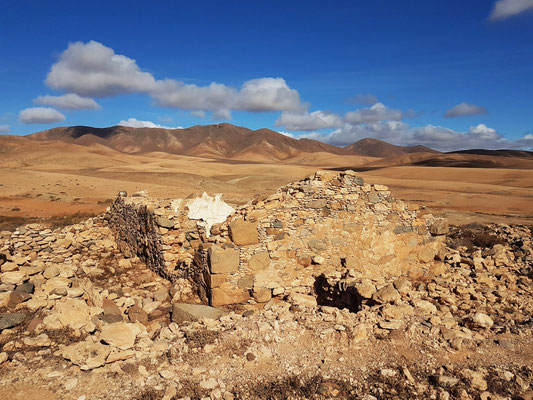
[353,152,533,170]
[344,138,439,158]
[28,124,359,162]
[449,149,533,159]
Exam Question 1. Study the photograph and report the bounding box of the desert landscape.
[0,124,532,400]
[2,1,533,399]
[1,124,532,229]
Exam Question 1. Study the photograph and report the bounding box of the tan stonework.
[108,170,446,306]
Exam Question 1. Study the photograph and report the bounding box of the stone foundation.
[106,170,448,306]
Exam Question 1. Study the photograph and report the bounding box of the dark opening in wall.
[314,274,362,313]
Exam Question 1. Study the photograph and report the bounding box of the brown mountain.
[28,123,359,162]
[344,138,439,158]
[355,152,533,170]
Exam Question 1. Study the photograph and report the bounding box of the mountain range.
[14,123,533,169]
[28,124,354,162]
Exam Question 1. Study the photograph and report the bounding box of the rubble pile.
[0,173,532,399]
[108,171,447,308]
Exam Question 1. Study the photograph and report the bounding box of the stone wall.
[106,170,448,307]
[106,196,168,280]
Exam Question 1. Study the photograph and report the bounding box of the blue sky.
[1,0,532,150]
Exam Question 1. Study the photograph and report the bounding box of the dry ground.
[0,136,532,227]
[1,138,532,399]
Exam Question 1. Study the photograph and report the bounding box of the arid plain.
[1,125,532,228]
[1,125,533,399]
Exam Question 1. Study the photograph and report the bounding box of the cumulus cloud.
[514,134,533,149]
[349,93,378,105]
[34,93,101,110]
[149,77,304,115]
[0,125,9,133]
[325,121,523,151]
[344,103,403,125]
[275,110,343,131]
[118,118,183,129]
[44,41,304,117]
[275,103,404,131]
[19,107,66,124]
[46,41,156,97]
[234,78,302,112]
[489,0,533,20]
[151,80,236,111]
[445,102,487,118]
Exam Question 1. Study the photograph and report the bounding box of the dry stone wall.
[106,196,168,280]
[106,170,448,307]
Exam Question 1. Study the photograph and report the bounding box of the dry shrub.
[184,329,220,349]
[447,224,506,250]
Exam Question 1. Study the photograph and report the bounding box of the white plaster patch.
[186,193,234,236]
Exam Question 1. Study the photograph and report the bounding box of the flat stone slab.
[171,303,223,323]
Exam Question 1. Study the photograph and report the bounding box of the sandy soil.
[0,138,531,227]
[360,166,533,225]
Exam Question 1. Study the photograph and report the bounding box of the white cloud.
[44,41,304,117]
[296,131,328,141]
[0,125,9,133]
[344,102,403,125]
[468,123,499,139]
[151,80,236,111]
[410,124,507,150]
[234,78,302,112]
[275,110,343,131]
[275,103,404,131]
[19,107,66,124]
[34,93,101,110]
[489,0,533,20]
[445,102,487,118]
[117,118,182,129]
[278,131,296,138]
[46,41,156,97]
[514,134,533,149]
[324,121,527,151]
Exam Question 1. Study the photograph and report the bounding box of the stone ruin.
[106,170,449,308]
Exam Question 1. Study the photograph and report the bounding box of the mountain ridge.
[28,124,359,161]
[344,138,440,158]
[23,124,533,164]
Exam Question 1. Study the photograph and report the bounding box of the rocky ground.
[0,217,532,400]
